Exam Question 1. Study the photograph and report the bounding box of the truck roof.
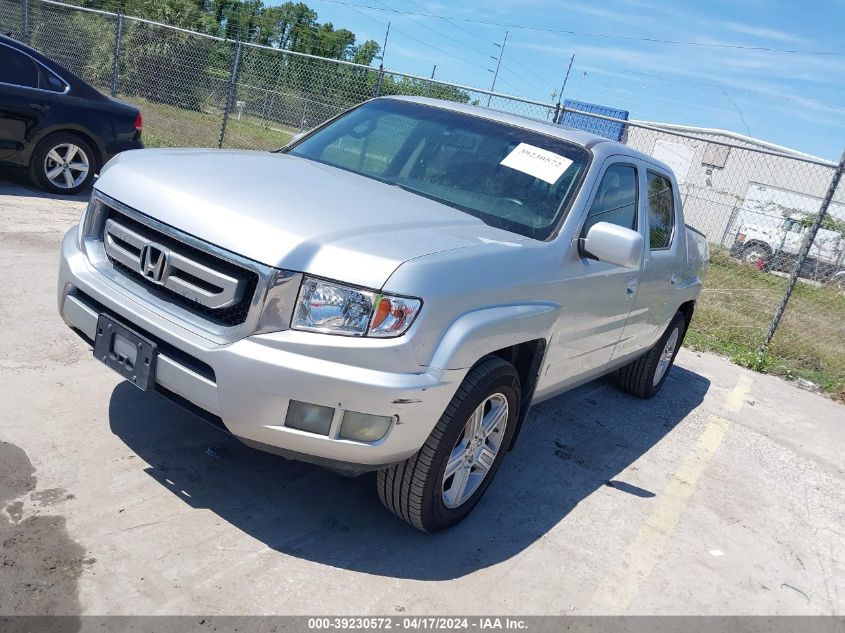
[381,95,674,176]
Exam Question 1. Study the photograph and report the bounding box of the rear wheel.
[377,356,520,532]
[617,311,686,399]
[29,132,97,195]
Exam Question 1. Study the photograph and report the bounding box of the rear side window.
[0,45,40,89]
[580,164,638,237]
[646,172,675,249]
[39,66,68,92]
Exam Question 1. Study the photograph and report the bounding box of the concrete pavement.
[1,177,843,616]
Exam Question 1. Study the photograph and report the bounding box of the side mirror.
[582,221,643,268]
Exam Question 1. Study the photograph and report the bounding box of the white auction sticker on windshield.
[500,143,572,184]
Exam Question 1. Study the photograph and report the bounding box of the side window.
[0,45,40,89]
[38,66,68,92]
[646,172,675,249]
[581,164,638,237]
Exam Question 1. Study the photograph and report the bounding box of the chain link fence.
[2,0,844,399]
[605,114,845,399]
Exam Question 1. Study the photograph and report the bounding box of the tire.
[741,243,771,270]
[618,311,686,399]
[377,356,521,532]
[29,132,98,195]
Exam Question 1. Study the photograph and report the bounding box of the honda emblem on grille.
[141,242,169,283]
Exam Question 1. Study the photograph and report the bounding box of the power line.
[322,0,494,72]
[494,75,531,97]
[500,64,550,96]
[399,0,497,47]
[378,3,555,99]
[369,0,497,63]
[316,0,845,56]
[503,54,555,93]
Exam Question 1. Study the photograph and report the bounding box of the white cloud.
[724,22,805,44]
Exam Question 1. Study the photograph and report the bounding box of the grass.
[687,248,845,401]
[118,95,295,151]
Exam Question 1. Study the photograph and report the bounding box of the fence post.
[110,13,123,98]
[760,148,845,352]
[22,0,30,45]
[218,41,243,149]
[299,99,308,131]
[373,66,384,98]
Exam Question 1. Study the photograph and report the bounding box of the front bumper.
[58,227,464,470]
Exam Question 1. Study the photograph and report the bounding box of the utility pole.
[431,64,436,79]
[373,22,390,97]
[381,21,390,65]
[553,54,574,124]
[486,30,508,107]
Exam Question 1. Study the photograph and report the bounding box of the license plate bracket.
[93,314,157,391]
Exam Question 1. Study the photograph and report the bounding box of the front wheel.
[617,311,686,399]
[377,356,520,532]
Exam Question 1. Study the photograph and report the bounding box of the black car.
[0,35,143,194]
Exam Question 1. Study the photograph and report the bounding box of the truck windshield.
[287,99,590,240]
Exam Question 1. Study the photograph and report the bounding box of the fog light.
[285,400,334,435]
[339,411,393,442]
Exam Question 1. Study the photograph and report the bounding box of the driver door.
[538,159,643,394]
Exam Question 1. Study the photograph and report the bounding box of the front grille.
[101,208,259,327]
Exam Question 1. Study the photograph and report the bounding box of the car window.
[289,99,590,240]
[0,45,40,89]
[319,113,418,177]
[580,164,638,237]
[646,172,675,249]
[38,66,68,92]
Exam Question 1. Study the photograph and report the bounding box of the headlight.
[292,277,421,338]
[76,195,102,248]
[76,200,92,248]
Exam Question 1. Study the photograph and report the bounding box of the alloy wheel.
[44,143,90,189]
[653,328,680,386]
[441,393,509,509]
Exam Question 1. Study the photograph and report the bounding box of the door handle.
[29,103,49,111]
[670,273,678,286]
[626,277,638,300]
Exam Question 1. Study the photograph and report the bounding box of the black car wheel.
[29,132,97,195]
[617,311,686,399]
[741,243,771,269]
[377,356,520,532]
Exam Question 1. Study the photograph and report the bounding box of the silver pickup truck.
[58,96,708,531]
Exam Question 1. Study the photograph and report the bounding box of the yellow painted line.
[590,374,753,611]
[726,374,753,413]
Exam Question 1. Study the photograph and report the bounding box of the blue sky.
[275,0,845,161]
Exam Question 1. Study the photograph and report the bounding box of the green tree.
[379,76,470,104]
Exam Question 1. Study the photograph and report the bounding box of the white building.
[622,121,844,247]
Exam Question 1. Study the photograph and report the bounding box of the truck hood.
[95,149,526,288]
